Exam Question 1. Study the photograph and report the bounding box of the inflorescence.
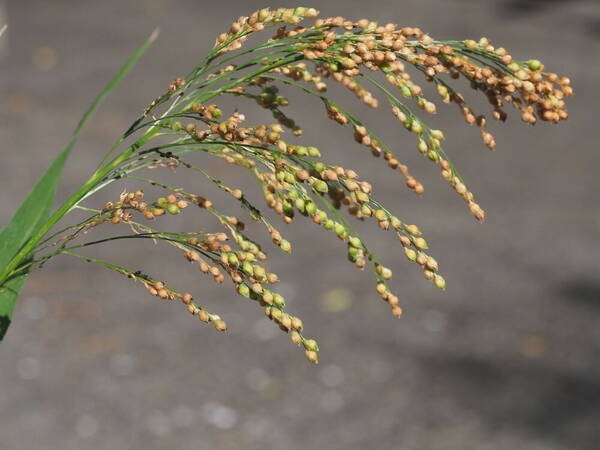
[30,7,572,363]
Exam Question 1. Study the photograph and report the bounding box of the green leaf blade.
[0,28,159,340]
[0,274,27,340]
[0,150,71,270]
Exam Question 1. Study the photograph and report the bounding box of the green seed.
[283,200,294,215]
[305,202,317,215]
[284,172,295,184]
[296,146,308,156]
[413,237,428,249]
[279,239,292,253]
[294,7,308,16]
[295,198,306,213]
[273,293,285,308]
[434,274,446,290]
[404,248,417,261]
[334,222,345,236]
[348,246,359,262]
[275,96,288,106]
[427,150,439,162]
[349,236,363,249]
[527,59,542,71]
[253,265,266,280]
[238,284,250,297]
[166,204,180,215]
[303,339,319,352]
[315,210,327,221]
[314,162,326,173]
[314,180,329,193]
[307,146,321,157]
[242,261,254,275]
[430,129,445,140]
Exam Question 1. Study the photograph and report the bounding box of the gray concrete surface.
[1,1,600,449]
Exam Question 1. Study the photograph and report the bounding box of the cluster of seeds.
[65,186,322,361]
[215,7,570,222]
[45,7,571,363]
[144,279,226,332]
[214,7,320,54]
[141,106,442,326]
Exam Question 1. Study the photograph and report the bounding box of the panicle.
[63,8,571,364]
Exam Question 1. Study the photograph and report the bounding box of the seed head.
[69,11,574,365]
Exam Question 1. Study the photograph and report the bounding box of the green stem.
[61,250,144,277]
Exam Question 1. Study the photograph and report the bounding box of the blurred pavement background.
[1,1,600,449]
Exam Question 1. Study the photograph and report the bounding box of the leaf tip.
[149,27,160,43]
